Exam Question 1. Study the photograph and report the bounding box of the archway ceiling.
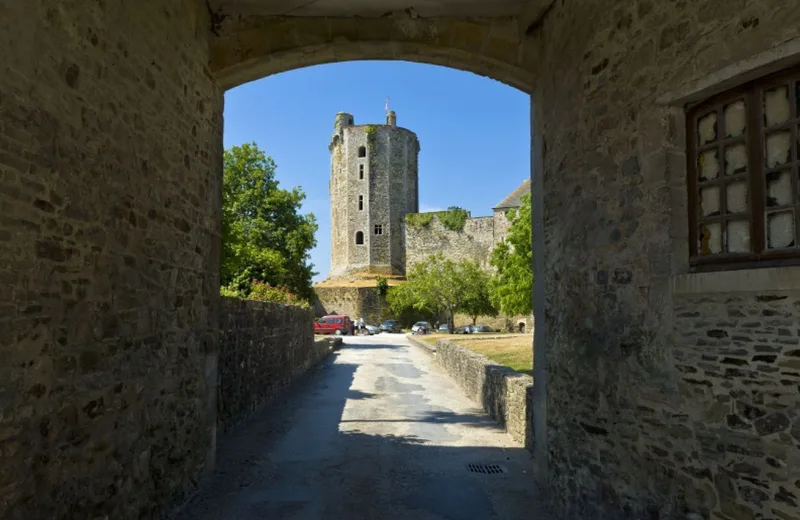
[209,0,532,17]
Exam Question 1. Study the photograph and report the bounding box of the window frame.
[374,224,383,235]
[358,195,364,211]
[686,65,800,272]
[359,164,364,179]
[358,146,366,158]
[355,231,364,245]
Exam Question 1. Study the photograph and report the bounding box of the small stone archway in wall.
[207,11,548,479]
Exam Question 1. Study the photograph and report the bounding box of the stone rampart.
[314,285,391,324]
[217,297,329,432]
[405,215,496,271]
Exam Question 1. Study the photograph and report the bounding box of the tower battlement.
[327,111,420,279]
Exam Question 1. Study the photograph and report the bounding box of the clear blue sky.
[223,61,530,282]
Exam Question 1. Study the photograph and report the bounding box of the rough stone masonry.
[2,0,800,519]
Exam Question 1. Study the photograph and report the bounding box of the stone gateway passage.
[2,1,800,519]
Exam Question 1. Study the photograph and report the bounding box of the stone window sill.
[671,266,800,294]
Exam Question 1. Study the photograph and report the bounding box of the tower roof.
[493,179,531,210]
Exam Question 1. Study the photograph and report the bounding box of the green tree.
[388,255,496,331]
[221,142,318,302]
[490,193,533,316]
[460,261,498,325]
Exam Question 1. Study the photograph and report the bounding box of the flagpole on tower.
[385,97,390,115]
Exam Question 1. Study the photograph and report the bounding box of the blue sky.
[223,60,530,282]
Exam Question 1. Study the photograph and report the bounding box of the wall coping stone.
[671,266,800,294]
[406,334,437,353]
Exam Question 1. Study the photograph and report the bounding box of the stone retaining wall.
[413,336,533,451]
[217,297,331,432]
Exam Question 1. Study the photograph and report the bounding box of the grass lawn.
[423,334,533,376]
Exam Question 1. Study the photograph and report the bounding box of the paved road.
[172,334,552,520]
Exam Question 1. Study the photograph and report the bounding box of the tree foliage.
[490,193,533,316]
[221,142,318,303]
[388,254,496,330]
[459,261,498,325]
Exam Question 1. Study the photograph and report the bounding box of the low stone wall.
[423,337,534,451]
[217,297,330,432]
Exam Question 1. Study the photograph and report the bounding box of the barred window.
[687,67,800,269]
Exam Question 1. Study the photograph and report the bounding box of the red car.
[314,315,353,335]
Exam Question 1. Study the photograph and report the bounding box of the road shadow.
[168,347,554,520]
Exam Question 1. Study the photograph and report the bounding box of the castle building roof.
[493,178,531,210]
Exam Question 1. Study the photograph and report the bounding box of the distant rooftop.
[493,179,531,210]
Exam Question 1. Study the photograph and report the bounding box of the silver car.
[411,321,432,333]
[365,324,379,335]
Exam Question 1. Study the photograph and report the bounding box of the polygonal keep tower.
[327,110,420,279]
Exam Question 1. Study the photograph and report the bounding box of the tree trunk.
[448,309,455,334]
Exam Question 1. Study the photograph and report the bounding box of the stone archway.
[209,12,550,486]
[6,1,800,519]
[210,16,538,92]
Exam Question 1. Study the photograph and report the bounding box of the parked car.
[379,320,403,333]
[454,325,472,334]
[365,324,379,335]
[411,321,433,334]
[472,325,494,333]
[314,315,353,335]
[438,323,451,333]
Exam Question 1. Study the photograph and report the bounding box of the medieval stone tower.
[327,111,420,279]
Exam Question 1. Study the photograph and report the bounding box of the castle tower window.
[355,231,364,245]
[358,146,366,158]
[359,164,364,179]
[358,195,364,211]
[374,224,383,235]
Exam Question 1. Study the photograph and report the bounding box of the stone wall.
[452,313,533,333]
[536,1,800,519]
[420,338,533,451]
[671,290,800,519]
[0,1,220,518]
[217,298,328,432]
[314,286,390,325]
[405,215,496,271]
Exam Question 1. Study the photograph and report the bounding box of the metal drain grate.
[466,463,506,475]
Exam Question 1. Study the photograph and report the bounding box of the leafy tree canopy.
[387,254,496,330]
[490,193,533,316]
[221,142,318,303]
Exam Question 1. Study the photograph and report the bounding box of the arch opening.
[210,18,536,94]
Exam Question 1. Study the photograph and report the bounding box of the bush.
[405,212,434,228]
[221,280,310,308]
[220,284,246,299]
[249,280,310,307]
[375,276,389,296]
[438,207,469,232]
